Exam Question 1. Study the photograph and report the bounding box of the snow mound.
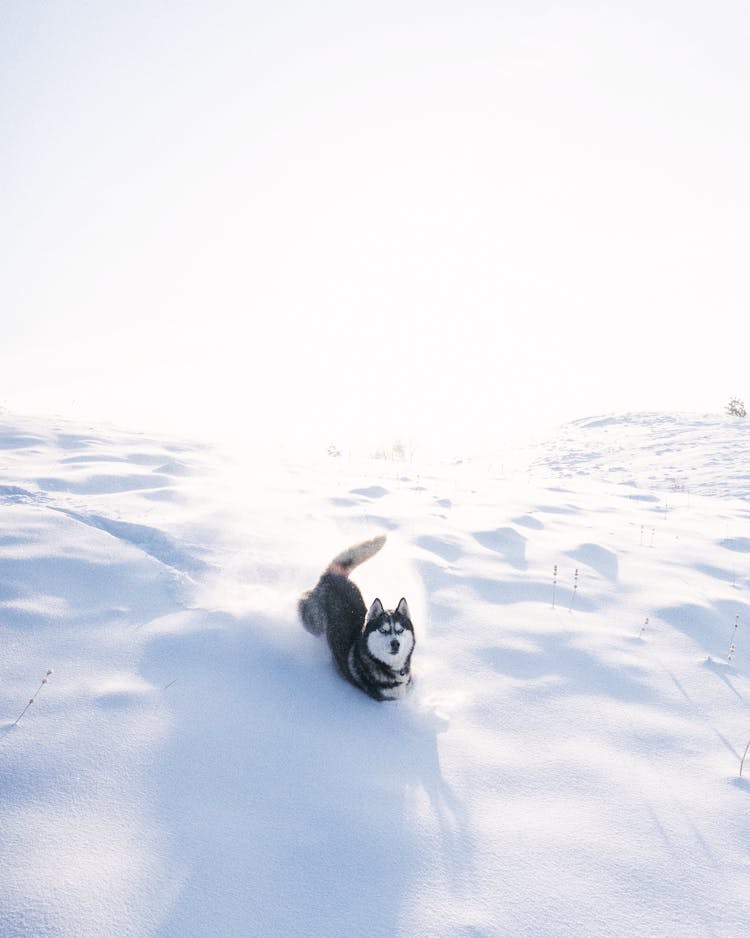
[531,411,750,499]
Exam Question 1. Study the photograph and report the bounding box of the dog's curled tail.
[298,535,387,636]
[327,534,386,576]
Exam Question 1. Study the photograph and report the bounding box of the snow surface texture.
[1,411,749,937]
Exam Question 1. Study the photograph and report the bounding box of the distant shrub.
[726,397,747,417]
[372,438,413,461]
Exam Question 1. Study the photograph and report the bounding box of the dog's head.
[363,597,415,671]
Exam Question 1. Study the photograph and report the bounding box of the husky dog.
[298,535,415,701]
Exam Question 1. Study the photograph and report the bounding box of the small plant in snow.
[13,670,53,725]
[726,397,747,418]
[639,616,650,639]
[741,740,750,777]
[728,615,739,663]
[552,564,558,608]
[569,568,579,612]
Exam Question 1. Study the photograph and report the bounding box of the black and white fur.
[298,536,415,701]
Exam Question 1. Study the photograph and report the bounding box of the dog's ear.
[396,598,410,619]
[365,598,384,626]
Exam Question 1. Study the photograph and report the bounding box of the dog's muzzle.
[390,639,400,654]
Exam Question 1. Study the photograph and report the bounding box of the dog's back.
[298,535,386,674]
[299,571,366,676]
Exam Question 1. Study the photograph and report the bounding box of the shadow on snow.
[143,611,470,938]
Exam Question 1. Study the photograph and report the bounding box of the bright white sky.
[2,1,748,455]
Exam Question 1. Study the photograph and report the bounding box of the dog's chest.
[346,643,412,701]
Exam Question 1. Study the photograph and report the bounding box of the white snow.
[1,410,749,937]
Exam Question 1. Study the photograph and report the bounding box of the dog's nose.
[390,639,400,653]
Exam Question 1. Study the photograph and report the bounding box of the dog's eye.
[378,623,391,634]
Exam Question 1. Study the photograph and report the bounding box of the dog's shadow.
[145,614,472,937]
[306,686,475,920]
[373,700,470,863]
